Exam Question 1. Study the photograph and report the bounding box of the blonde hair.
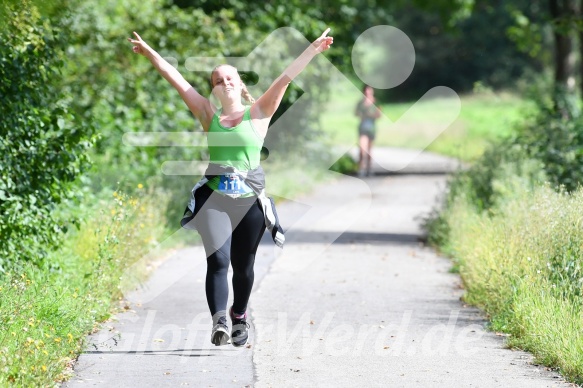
[241,83,255,104]
[211,64,255,104]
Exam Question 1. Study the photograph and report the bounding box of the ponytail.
[241,83,255,104]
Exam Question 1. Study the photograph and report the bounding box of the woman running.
[128,28,333,347]
[355,85,381,177]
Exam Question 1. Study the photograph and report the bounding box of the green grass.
[0,186,169,386]
[434,171,583,384]
[321,80,531,161]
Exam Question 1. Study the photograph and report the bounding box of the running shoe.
[229,307,250,347]
[211,316,230,346]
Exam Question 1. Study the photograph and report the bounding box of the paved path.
[64,147,570,388]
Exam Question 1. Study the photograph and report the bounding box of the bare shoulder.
[249,103,269,138]
[199,100,218,132]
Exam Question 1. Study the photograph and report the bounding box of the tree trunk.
[549,0,576,88]
[549,0,577,116]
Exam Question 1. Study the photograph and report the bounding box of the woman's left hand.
[312,28,334,53]
[127,31,152,57]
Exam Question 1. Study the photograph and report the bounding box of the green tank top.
[206,107,263,192]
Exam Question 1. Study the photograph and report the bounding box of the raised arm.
[128,32,213,129]
[252,28,334,120]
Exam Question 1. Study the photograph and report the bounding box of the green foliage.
[0,0,62,24]
[506,3,549,60]
[329,154,358,175]
[423,138,546,257]
[173,0,393,72]
[514,89,583,192]
[424,150,546,252]
[425,88,583,224]
[452,144,543,211]
[383,0,543,101]
[413,0,475,20]
[0,4,94,271]
[543,235,583,302]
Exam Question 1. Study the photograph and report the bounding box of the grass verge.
[0,185,169,386]
[431,171,583,384]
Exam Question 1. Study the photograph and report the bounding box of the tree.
[549,0,577,93]
[505,0,582,115]
[0,4,94,270]
[376,0,543,101]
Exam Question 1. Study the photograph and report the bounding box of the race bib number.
[218,173,253,196]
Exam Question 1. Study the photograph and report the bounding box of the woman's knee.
[206,246,230,273]
[231,254,255,274]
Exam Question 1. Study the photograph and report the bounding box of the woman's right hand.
[127,31,151,56]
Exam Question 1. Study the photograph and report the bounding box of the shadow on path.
[278,230,425,245]
[82,349,220,357]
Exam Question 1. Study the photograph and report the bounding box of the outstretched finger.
[133,31,142,41]
[320,27,331,39]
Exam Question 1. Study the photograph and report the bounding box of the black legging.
[193,184,266,317]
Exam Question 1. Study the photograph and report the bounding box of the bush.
[0,5,94,271]
[513,90,583,192]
